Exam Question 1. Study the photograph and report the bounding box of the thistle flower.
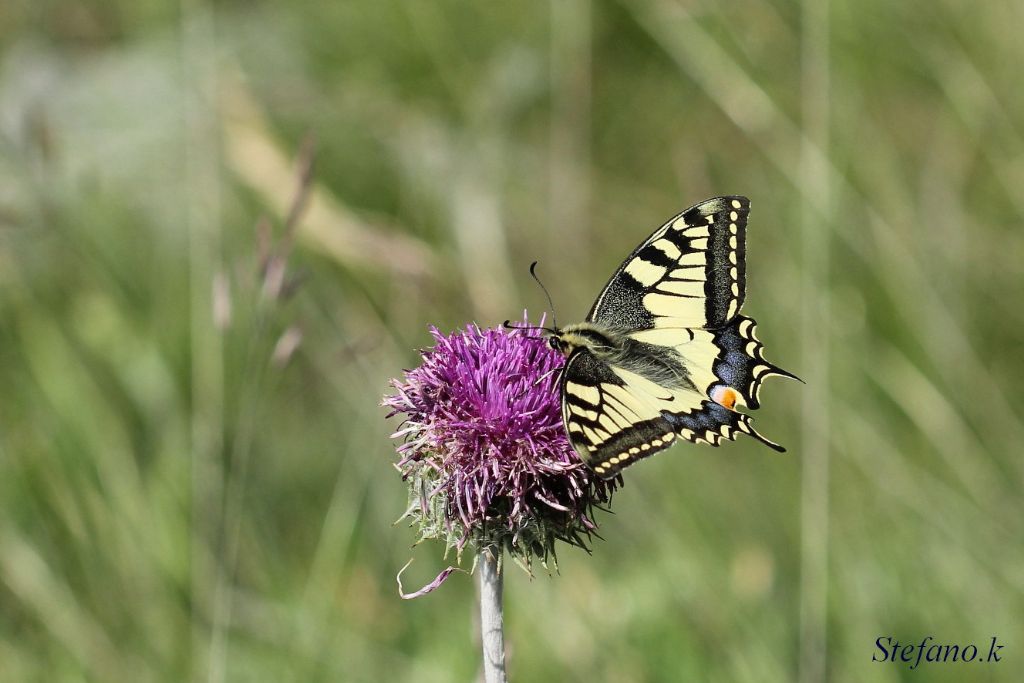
[383,315,619,576]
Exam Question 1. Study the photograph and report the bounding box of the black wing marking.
[710,314,799,410]
[587,196,748,331]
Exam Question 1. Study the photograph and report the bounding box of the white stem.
[478,548,507,683]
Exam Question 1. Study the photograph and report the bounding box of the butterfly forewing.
[588,196,748,331]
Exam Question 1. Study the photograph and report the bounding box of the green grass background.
[1,0,1022,681]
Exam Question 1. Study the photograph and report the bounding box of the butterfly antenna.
[529,261,558,330]
[501,319,549,338]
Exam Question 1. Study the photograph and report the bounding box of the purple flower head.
[383,314,619,571]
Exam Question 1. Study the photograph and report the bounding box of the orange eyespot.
[711,385,738,410]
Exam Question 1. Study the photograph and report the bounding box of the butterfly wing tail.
[712,315,798,410]
[663,401,785,453]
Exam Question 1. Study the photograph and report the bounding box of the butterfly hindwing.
[561,333,786,478]
[588,196,748,331]
[561,348,700,478]
[660,317,789,453]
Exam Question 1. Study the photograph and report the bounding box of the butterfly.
[546,196,796,479]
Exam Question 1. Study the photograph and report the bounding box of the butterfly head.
[502,319,572,354]
[547,323,622,359]
[546,333,569,354]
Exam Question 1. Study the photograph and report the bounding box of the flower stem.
[479,547,507,683]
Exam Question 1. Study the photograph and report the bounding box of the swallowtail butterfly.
[547,196,796,479]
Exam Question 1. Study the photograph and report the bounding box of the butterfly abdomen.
[556,323,697,393]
